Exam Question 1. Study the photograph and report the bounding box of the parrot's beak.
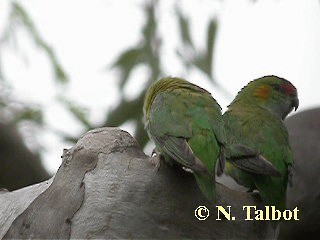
[292,97,299,111]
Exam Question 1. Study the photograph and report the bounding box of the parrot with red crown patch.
[224,75,299,211]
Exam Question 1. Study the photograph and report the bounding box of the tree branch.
[0,127,274,239]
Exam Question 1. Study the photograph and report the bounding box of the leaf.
[175,49,192,69]
[193,54,210,77]
[104,91,145,127]
[13,108,43,125]
[206,19,217,75]
[11,2,68,84]
[111,47,144,88]
[176,7,194,48]
[142,2,157,44]
[103,1,162,149]
[190,19,217,79]
[59,97,91,129]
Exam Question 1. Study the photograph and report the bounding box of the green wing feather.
[224,108,293,210]
[146,85,223,202]
[148,88,223,173]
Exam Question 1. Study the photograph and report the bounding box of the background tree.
[1,0,225,191]
[0,1,319,239]
[0,1,68,189]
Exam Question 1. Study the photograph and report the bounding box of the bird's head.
[233,75,299,120]
[143,77,192,121]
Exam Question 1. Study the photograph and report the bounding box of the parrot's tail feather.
[217,146,225,176]
[194,173,217,204]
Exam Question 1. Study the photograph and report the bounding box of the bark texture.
[280,108,320,239]
[1,127,275,239]
[0,107,319,239]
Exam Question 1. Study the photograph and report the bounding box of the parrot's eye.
[271,84,281,91]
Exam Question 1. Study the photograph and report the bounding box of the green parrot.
[143,77,281,203]
[223,75,299,211]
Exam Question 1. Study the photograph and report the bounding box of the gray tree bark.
[0,127,275,239]
[0,108,319,239]
[279,108,320,239]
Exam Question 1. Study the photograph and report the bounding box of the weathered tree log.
[0,127,275,239]
[279,108,320,239]
[1,107,319,239]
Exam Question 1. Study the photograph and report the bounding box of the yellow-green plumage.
[224,75,299,211]
[143,77,225,202]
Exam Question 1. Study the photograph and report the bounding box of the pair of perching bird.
[143,76,298,212]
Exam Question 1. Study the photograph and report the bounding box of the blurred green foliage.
[0,1,60,189]
[102,1,221,149]
[0,0,222,152]
[0,1,68,126]
[1,2,68,84]
[104,1,161,148]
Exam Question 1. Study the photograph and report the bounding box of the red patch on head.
[280,82,297,96]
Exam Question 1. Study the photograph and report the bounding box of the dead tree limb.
[1,127,275,239]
